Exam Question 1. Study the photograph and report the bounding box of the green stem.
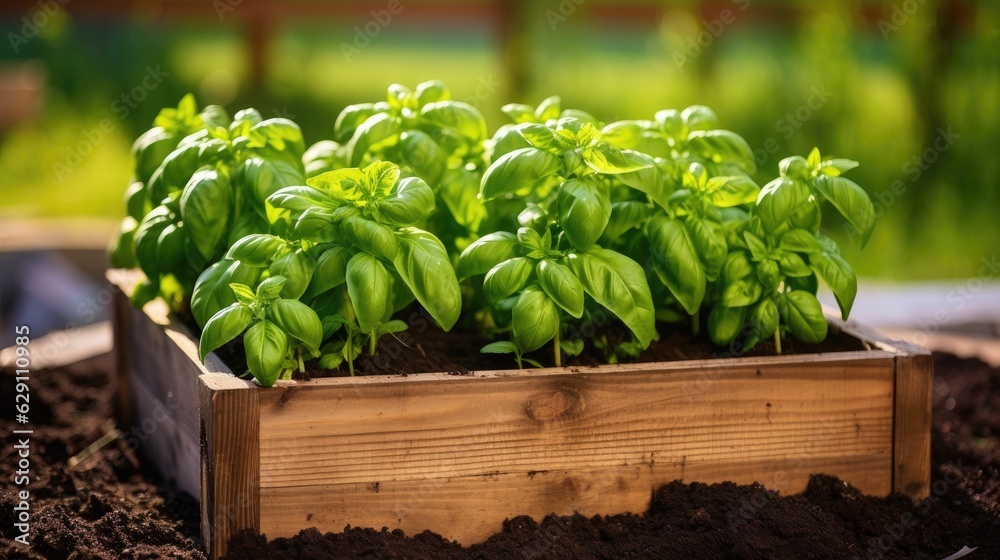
[553,328,562,368]
[344,289,357,376]
[774,329,782,355]
[298,352,305,374]
[369,332,377,356]
[691,312,700,336]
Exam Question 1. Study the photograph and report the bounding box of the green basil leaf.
[583,144,653,174]
[755,177,811,233]
[309,246,354,297]
[500,103,536,123]
[721,276,763,308]
[782,290,828,344]
[481,340,518,354]
[706,175,760,207]
[419,100,487,143]
[134,206,172,278]
[238,157,305,213]
[484,257,534,305]
[537,259,584,318]
[124,181,150,221]
[377,176,435,227]
[566,247,656,347]
[778,252,812,277]
[226,234,287,266]
[480,147,561,202]
[255,276,286,300]
[398,130,445,183]
[489,123,533,160]
[343,216,398,261]
[149,141,201,203]
[269,251,315,300]
[199,303,253,362]
[155,223,186,271]
[512,286,560,353]
[517,123,562,152]
[617,164,667,206]
[438,168,488,231]
[645,216,705,315]
[535,96,561,121]
[687,129,756,174]
[681,105,719,131]
[818,158,860,176]
[192,259,261,327]
[109,217,139,268]
[180,169,231,261]
[750,298,779,340]
[268,299,323,351]
[601,201,651,243]
[557,178,611,251]
[247,118,306,158]
[686,219,727,280]
[756,259,782,291]
[811,250,857,320]
[813,175,876,245]
[457,232,520,279]
[230,283,257,306]
[132,127,177,185]
[346,112,401,166]
[721,251,754,284]
[244,320,289,387]
[346,252,390,333]
[392,228,462,331]
[334,103,376,143]
[708,304,747,346]
[779,229,823,254]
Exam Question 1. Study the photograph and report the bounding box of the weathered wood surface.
[200,374,260,557]
[256,352,897,544]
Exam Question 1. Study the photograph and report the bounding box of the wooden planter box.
[108,270,932,559]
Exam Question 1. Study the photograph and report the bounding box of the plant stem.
[774,329,782,355]
[344,289,357,376]
[691,312,700,336]
[298,353,305,374]
[369,332,377,356]
[553,329,562,368]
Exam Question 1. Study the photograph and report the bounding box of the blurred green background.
[0,0,996,280]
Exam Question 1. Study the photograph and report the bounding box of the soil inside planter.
[185,305,868,379]
[2,350,997,559]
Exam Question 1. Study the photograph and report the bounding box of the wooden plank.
[200,375,260,559]
[892,344,933,499]
[111,282,134,426]
[257,354,896,544]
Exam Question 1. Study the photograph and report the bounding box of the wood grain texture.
[257,353,896,544]
[200,375,260,559]
[892,345,933,499]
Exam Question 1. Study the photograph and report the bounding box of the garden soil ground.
[2,352,998,559]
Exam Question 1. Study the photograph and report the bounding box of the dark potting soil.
[2,351,997,559]
[190,305,867,380]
